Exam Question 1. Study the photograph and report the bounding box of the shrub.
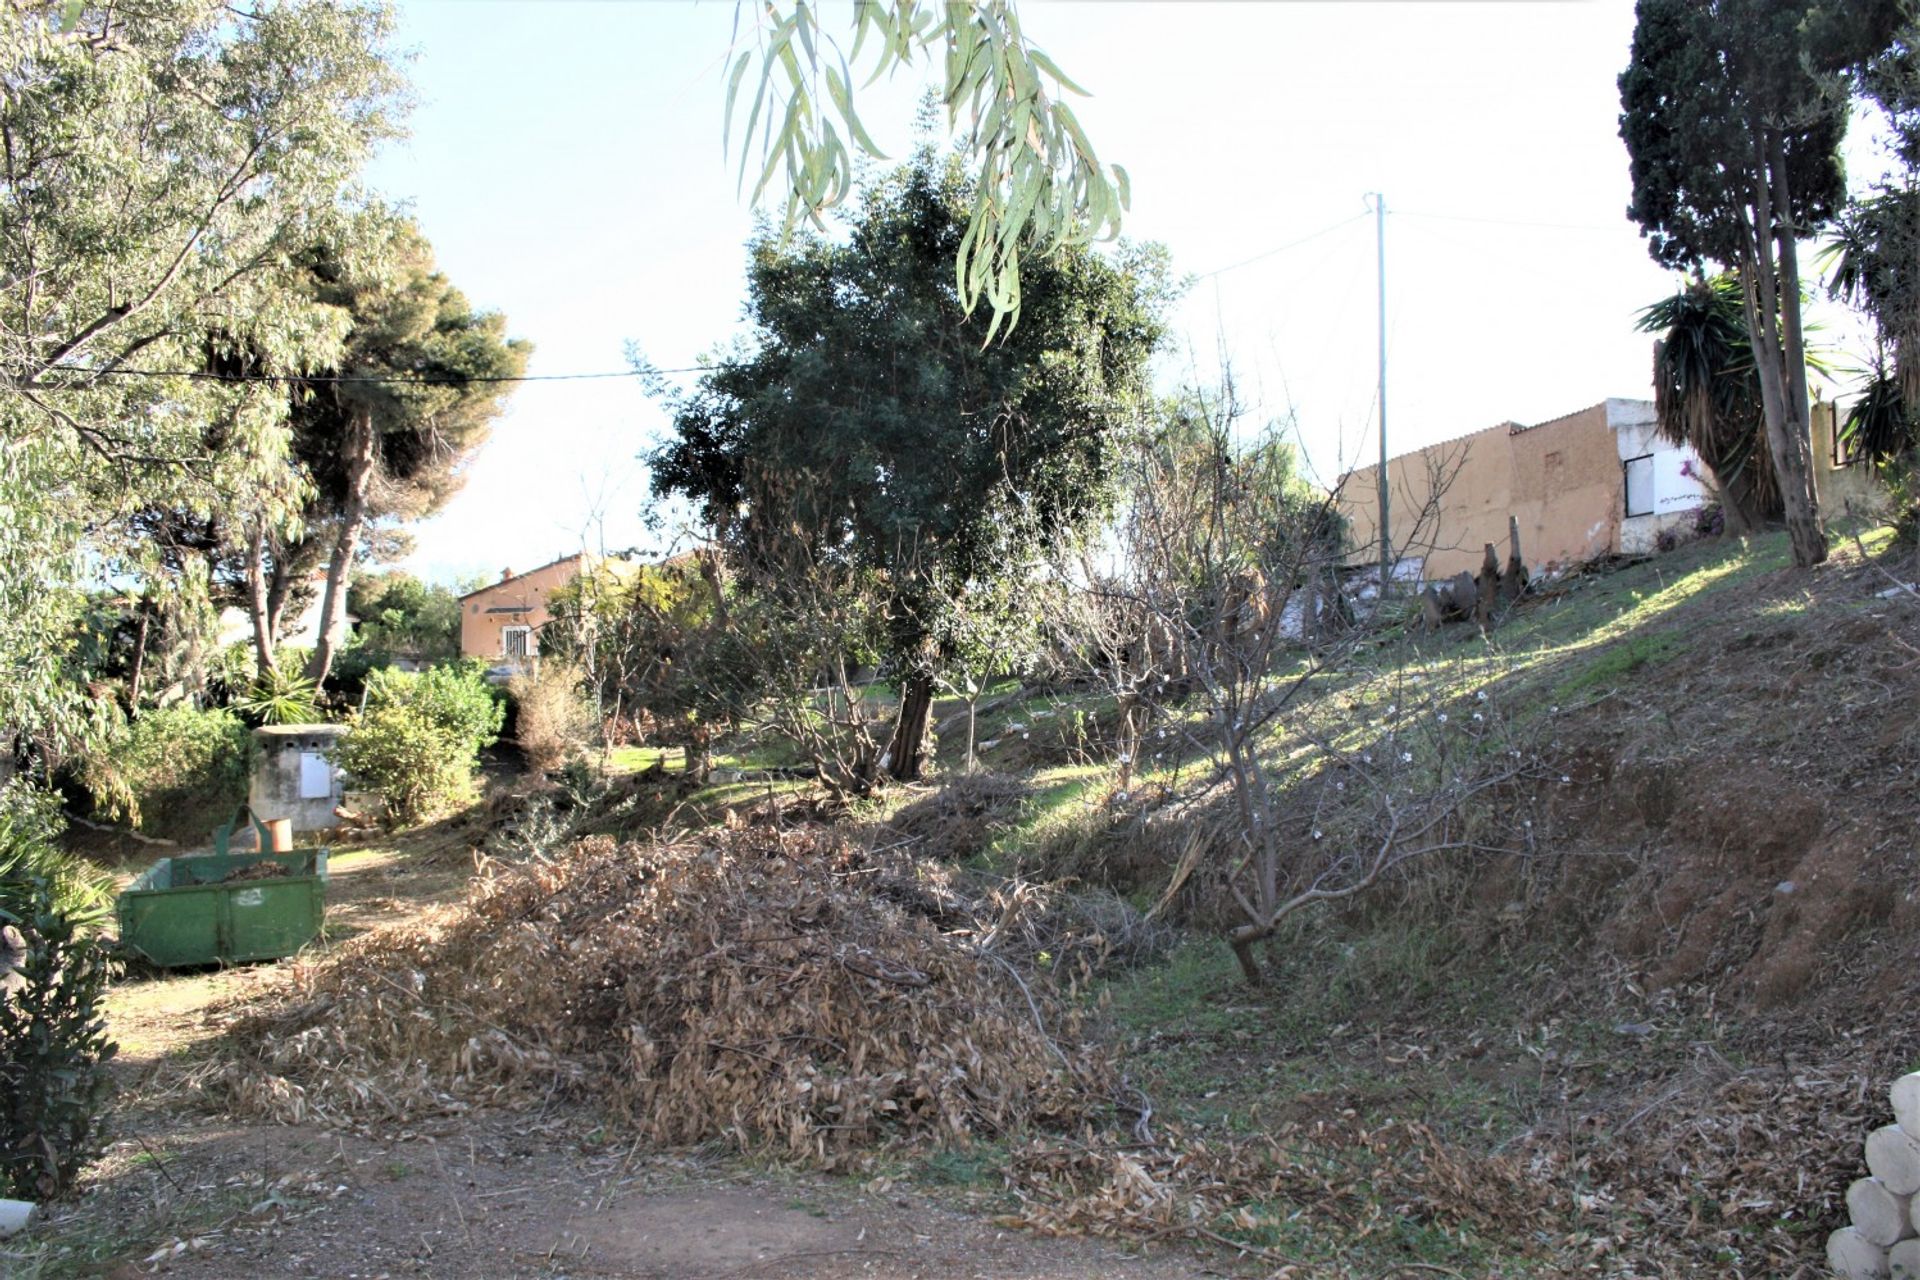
[336,662,503,825]
[82,705,251,840]
[507,662,595,773]
[0,787,116,1200]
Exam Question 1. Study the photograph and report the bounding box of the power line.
[1394,208,1624,234]
[24,363,705,387]
[1194,212,1369,280]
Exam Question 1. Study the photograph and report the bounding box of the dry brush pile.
[211,827,1117,1162]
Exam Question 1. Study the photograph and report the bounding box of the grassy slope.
[933,526,1919,1275]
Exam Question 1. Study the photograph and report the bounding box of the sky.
[362,0,1871,587]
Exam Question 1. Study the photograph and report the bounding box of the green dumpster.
[117,811,329,968]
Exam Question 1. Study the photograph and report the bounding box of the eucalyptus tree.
[1617,0,1892,566]
[0,0,403,755]
[724,2,1126,337]
[651,153,1167,782]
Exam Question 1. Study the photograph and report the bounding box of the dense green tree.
[284,212,530,689]
[0,0,402,759]
[651,153,1166,781]
[348,571,467,666]
[1617,0,1892,566]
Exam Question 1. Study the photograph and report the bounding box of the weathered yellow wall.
[459,555,583,660]
[1339,404,1622,581]
[1811,400,1890,520]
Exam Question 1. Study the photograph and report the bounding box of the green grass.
[1554,628,1691,699]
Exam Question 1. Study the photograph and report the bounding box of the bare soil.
[52,1114,1217,1279]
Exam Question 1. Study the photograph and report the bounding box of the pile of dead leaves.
[1004,1117,1560,1268]
[1522,1049,1907,1276]
[212,828,1115,1163]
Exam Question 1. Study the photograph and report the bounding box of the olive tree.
[650,152,1166,783]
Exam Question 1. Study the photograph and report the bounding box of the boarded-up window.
[299,751,333,799]
[1624,454,1655,518]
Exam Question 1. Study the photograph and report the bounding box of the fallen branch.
[63,811,176,846]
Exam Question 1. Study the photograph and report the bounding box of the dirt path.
[41,1113,1222,1279]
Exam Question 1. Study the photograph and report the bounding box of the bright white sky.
[365,0,1879,587]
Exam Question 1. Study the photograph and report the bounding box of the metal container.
[116,810,328,968]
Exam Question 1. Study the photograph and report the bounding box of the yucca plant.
[233,668,321,726]
[1638,275,1781,534]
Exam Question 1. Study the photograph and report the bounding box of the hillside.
[20,526,1920,1280]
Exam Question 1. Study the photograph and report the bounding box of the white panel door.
[299,751,334,799]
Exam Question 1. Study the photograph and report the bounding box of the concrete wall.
[1812,400,1891,520]
[458,554,583,661]
[1613,401,1709,555]
[249,724,346,834]
[1340,402,1627,581]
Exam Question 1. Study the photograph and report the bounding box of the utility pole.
[1373,192,1390,598]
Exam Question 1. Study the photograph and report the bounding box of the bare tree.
[1054,380,1547,983]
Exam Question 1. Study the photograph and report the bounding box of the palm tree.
[1825,187,1920,559]
[1637,276,1781,535]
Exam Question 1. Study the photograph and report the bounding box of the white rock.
[1893,1073,1920,1142]
[0,1199,36,1236]
[1850,1177,1918,1247]
[1869,1125,1920,1197]
[1831,1226,1893,1280]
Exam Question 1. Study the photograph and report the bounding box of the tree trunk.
[884,667,936,782]
[1228,927,1266,985]
[1768,130,1828,567]
[1740,127,1827,569]
[264,538,293,648]
[246,520,279,680]
[306,406,376,690]
[126,599,152,712]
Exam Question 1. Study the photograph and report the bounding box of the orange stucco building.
[458,554,585,662]
[1339,398,1709,583]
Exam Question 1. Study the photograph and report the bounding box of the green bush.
[84,705,252,840]
[336,662,503,825]
[0,787,116,1200]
